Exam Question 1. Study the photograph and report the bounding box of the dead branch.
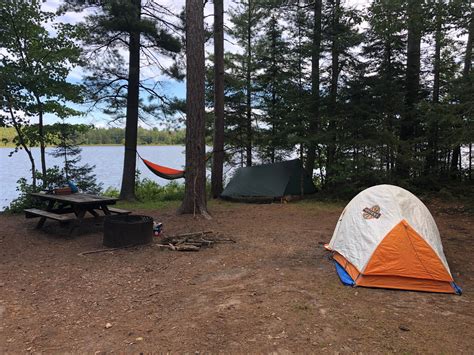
[156,231,235,252]
[78,244,137,256]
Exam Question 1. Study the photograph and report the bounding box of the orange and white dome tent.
[325,184,462,294]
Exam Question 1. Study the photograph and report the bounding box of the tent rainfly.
[325,184,462,294]
[221,159,316,201]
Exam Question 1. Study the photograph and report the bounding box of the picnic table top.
[30,192,118,205]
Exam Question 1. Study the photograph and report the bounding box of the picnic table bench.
[26,193,131,232]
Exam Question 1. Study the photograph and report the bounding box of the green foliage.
[0,0,84,188]
[6,167,77,213]
[253,6,301,162]
[66,0,183,124]
[215,0,473,193]
[136,179,184,202]
[0,1,84,118]
[6,123,103,213]
[0,126,186,147]
[5,177,45,214]
[103,173,185,203]
[1,0,472,205]
[48,122,102,194]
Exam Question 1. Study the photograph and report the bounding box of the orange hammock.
[136,146,223,180]
[141,158,185,180]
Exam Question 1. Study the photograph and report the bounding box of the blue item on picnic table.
[67,181,79,193]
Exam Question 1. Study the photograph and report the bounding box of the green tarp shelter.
[221,159,317,201]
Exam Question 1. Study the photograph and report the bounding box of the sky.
[39,0,220,126]
[37,0,376,127]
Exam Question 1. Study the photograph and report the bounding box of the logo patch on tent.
[363,205,381,219]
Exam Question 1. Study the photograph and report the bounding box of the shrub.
[6,177,45,214]
[102,173,185,203]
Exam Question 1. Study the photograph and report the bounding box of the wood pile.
[156,230,235,251]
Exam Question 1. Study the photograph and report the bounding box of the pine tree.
[228,0,264,166]
[179,0,209,216]
[285,1,312,168]
[362,0,406,178]
[321,0,362,186]
[423,0,461,178]
[397,0,424,179]
[453,1,473,179]
[306,0,323,176]
[65,0,181,200]
[254,5,292,163]
[219,52,251,167]
[49,123,102,194]
[211,0,225,198]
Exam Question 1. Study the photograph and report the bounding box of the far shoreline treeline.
[0,126,185,147]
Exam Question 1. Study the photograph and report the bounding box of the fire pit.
[103,215,153,247]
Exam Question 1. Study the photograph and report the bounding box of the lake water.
[1,145,470,210]
[0,145,186,210]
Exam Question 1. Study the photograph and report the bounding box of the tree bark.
[462,8,473,78]
[33,94,47,186]
[426,1,442,175]
[245,0,252,167]
[119,0,141,201]
[397,0,422,179]
[469,143,472,180]
[326,0,340,184]
[270,15,277,164]
[432,11,442,105]
[211,0,225,199]
[451,6,473,176]
[383,39,395,177]
[179,0,209,216]
[38,109,47,184]
[305,0,322,176]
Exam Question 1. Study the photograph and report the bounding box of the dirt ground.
[0,199,473,353]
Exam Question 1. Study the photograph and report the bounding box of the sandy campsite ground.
[0,199,473,353]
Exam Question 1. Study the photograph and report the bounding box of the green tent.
[221,159,317,201]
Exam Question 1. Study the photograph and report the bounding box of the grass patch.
[114,199,180,211]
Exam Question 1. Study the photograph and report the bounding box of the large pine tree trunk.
[119,0,141,201]
[383,40,395,177]
[270,15,277,164]
[469,143,472,180]
[211,0,225,199]
[452,7,473,176]
[245,0,252,167]
[450,148,460,173]
[426,2,442,175]
[179,0,209,216]
[326,0,340,185]
[397,0,422,179]
[306,0,322,176]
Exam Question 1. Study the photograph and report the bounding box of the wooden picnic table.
[26,193,130,231]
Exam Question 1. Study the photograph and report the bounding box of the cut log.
[155,243,200,251]
[165,230,213,239]
[175,244,201,251]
